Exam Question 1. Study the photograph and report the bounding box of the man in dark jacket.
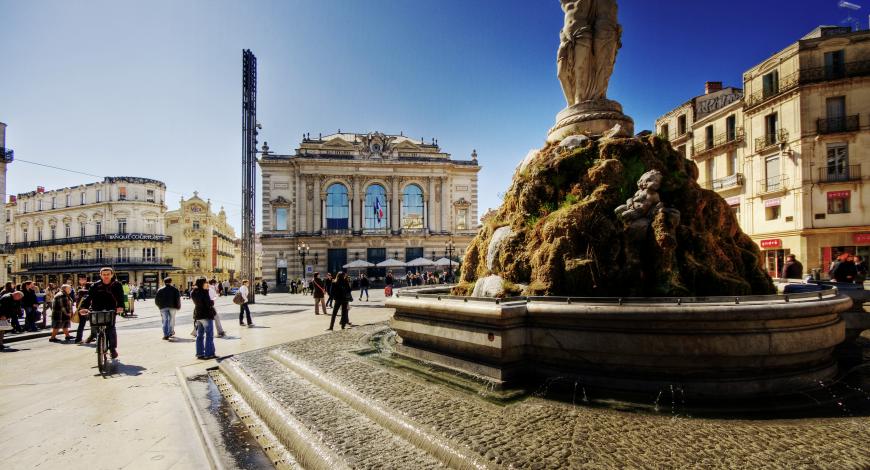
[831,253,858,283]
[155,277,182,340]
[78,267,125,358]
[2,282,23,333]
[22,281,39,332]
[783,254,803,279]
[0,290,24,349]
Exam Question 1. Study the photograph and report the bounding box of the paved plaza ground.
[1,290,868,469]
[0,291,393,470]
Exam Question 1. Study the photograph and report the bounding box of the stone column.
[390,177,400,234]
[352,177,361,233]
[440,177,450,233]
[298,173,307,234]
[427,177,436,233]
[313,177,322,234]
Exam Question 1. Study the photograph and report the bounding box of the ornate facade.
[164,193,240,288]
[259,132,480,290]
[656,26,870,277]
[7,177,175,293]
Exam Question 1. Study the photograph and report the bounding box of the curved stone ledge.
[387,288,853,398]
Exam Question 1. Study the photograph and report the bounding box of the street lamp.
[297,242,309,281]
[445,239,456,283]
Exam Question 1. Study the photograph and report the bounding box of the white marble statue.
[557,0,622,106]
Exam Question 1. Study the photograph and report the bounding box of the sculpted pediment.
[393,140,422,151]
[270,196,292,206]
[323,137,355,149]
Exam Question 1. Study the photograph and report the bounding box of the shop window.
[828,194,850,214]
[765,205,780,220]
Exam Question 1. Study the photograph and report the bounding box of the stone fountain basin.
[387,287,853,399]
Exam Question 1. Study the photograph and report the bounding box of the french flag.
[374,198,384,222]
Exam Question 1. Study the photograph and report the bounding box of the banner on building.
[827,190,851,200]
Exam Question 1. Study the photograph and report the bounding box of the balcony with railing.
[745,72,799,108]
[362,228,389,235]
[757,175,790,195]
[817,164,861,183]
[184,228,207,238]
[1,147,13,163]
[184,247,208,257]
[20,256,175,270]
[754,128,789,153]
[322,229,351,236]
[693,128,745,157]
[817,115,860,134]
[704,173,745,191]
[10,233,171,249]
[800,60,870,85]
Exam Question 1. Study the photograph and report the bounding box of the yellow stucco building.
[164,193,239,288]
[657,26,870,277]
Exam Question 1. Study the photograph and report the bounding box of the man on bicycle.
[77,267,125,359]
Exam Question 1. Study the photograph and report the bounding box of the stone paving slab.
[227,323,870,470]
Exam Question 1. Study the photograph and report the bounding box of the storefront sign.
[763,198,781,208]
[106,233,168,241]
[725,196,740,206]
[855,233,870,244]
[827,190,851,200]
[760,239,782,249]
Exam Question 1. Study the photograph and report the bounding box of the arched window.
[363,184,388,230]
[325,184,349,229]
[401,184,424,229]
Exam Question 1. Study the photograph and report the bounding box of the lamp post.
[297,242,309,282]
[445,239,456,283]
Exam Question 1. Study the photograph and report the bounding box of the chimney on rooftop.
[9,195,16,203]
[705,81,723,94]
[37,186,45,193]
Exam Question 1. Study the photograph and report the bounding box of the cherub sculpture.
[615,170,663,223]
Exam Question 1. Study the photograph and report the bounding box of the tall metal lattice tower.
[241,49,257,304]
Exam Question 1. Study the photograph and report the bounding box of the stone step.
[219,352,451,470]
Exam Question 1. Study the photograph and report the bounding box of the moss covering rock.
[459,134,774,297]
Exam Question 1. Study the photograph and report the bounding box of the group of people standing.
[310,271,359,330]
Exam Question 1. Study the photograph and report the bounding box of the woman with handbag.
[49,285,73,343]
[327,271,353,330]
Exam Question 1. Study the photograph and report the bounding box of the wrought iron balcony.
[800,60,870,85]
[184,247,208,257]
[704,173,745,191]
[817,164,861,183]
[322,229,351,236]
[10,233,171,249]
[1,147,12,163]
[754,129,789,152]
[20,256,174,270]
[361,228,389,235]
[745,72,799,108]
[693,128,745,156]
[757,175,789,194]
[184,228,207,237]
[817,115,859,134]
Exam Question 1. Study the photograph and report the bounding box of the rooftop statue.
[557,0,621,106]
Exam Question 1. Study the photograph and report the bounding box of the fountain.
[186,2,870,467]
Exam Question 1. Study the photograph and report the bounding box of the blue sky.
[0,0,854,231]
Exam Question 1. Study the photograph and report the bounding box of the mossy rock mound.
[459,135,774,297]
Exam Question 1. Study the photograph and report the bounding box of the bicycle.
[89,310,116,375]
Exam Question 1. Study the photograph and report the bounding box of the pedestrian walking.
[358,273,370,301]
[209,279,225,337]
[74,275,93,344]
[261,280,268,296]
[327,272,352,330]
[856,256,868,283]
[77,267,126,359]
[155,277,181,340]
[312,273,328,315]
[191,278,216,360]
[830,252,857,283]
[324,273,334,308]
[238,280,253,327]
[783,254,803,279]
[3,282,23,333]
[48,285,73,343]
[22,281,39,332]
[0,290,24,350]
